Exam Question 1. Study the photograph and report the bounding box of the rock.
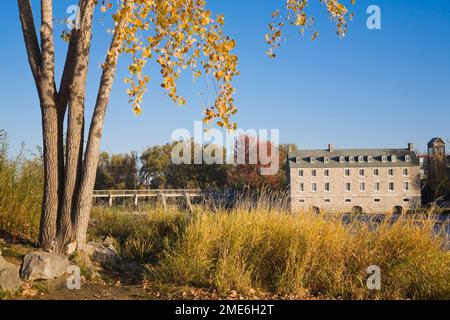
[0,255,23,291]
[85,242,121,267]
[65,242,77,256]
[20,252,70,281]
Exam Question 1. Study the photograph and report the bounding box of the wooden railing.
[92,189,202,211]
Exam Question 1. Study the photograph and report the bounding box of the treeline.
[95,138,293,191]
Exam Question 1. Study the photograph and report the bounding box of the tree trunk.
[38,0,60,251]
[73,10,131,251]
[55,0,95,253]
[19,0,132,253]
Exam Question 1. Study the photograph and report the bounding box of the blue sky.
[1,0,450,156]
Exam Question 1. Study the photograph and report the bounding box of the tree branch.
[17,0,42,89]
[58,29,79,116]
[58,0,92,117]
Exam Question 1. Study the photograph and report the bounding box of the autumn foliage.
[227,135,286,189]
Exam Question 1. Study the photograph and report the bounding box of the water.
[340,213,450,248]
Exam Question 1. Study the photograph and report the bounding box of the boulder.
[85,241,121,267]
[0,255,22,291]
[20,252,70,281]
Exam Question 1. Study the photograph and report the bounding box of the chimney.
[328,144,334,152]
[408,143,414,152]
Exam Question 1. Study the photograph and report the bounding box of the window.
[311,169,317,177]
[296,157,301,163]
[389,182,395,192]
[405,155,411,162]
[368,156,373,163]
[324,169,330,177]
[310,157,316,163]
[388,169,394,176]
[345,183,351,192]
[299,199,305,203]
[374,198,381,203]
[359,169,365,177]
[391,155,397,162]
[403,182,409,191]
[373,168,379,176]
[349,156,355,163]
[374,182,380,192]
[324,157,329,164]
[312,183,317,192]
[339,156,345,163]
[360,182,366,192]
[324,199,331,203]
[299,183,304,192]
[299,170,304,177]
[345,169,351,177]
[403,168,409,176]
[345,199,352,203]
[403,198,410,203]
[325,183,330,192]
[382,156,388,163]
[358,156,364,163]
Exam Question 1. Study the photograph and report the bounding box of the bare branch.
[17,0,42,88]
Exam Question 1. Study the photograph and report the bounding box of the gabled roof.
[288,148,419,168]
[428,137,445,147]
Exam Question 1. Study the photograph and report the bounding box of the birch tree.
[17,0,354,254]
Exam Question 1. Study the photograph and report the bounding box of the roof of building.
[288,148,419,168]
[427,137,446,147]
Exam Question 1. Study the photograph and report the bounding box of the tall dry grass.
[89,196,450,300]
[148,210,450,299]
[0,130,42,242]
[89,206,188,263]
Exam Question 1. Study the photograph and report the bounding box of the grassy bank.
[90,208,450,300]
[1,130,449,299]
[89,207,188,263]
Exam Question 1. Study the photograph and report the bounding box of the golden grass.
[145,209,449,299]
[89,206,188,263]
[0,132,42,242]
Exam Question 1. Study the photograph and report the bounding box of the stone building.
[418,137,450,206]
[419,137,448,181]
[287,143,421,214]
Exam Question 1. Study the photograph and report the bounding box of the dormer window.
[349,156,355,163]
[368,156,373,163]
[339,156,345,163]
[405,155,411,162]
[310,157,316,163]
[324,157,329,164]
[391,155,397,163]
[296,157,301,163]
[358,156,364,163]
[382,156,388,163]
